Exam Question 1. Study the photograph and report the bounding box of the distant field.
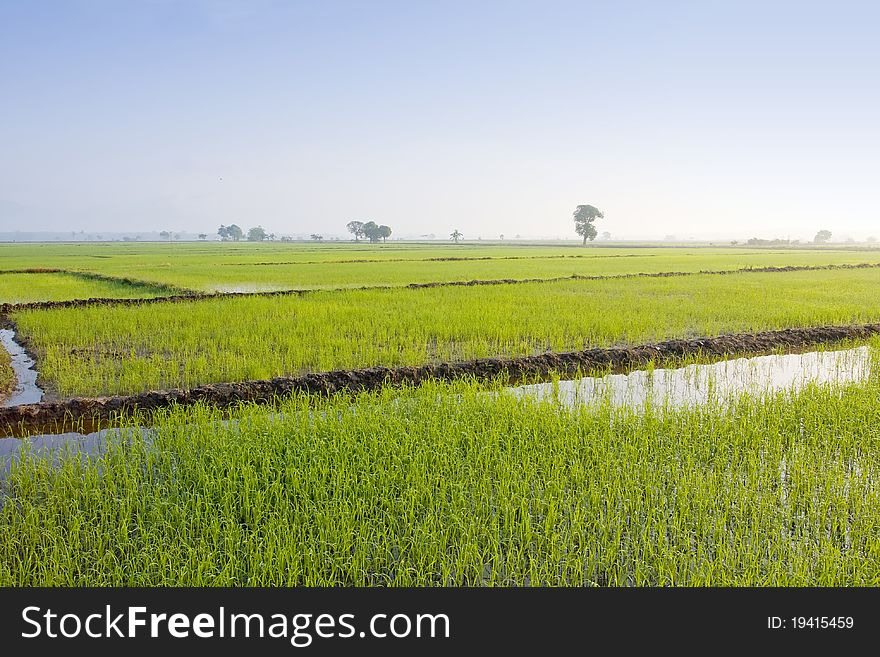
[0,242,609,270]
[0,272,176,304]
[4,242,880,293]
[62,250,880,292]
[15,267,880,397]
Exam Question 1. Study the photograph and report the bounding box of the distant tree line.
[346,221,392,243]
[216,224,276,241]
[217,224,243,241]
[744,237,800,246]
[740,230,836,246]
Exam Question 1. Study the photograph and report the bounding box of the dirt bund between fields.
[3,262,880,314]
[225,252,661,266]
[1,322,878,437]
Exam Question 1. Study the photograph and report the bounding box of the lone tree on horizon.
[450,229,463,244]
[814,229,832,244]
[573,205,603,244]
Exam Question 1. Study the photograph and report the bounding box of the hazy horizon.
[2,0,879,240]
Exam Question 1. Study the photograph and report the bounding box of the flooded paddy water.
[0,328,44,407]
[508,347,872,410]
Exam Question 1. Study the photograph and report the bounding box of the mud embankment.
[2,322,878,437]
[404,263,880,289]
[226,252,662,267]
[3,262,880,314]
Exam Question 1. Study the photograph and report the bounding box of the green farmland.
[3,242,880,587]
[4,372,880,585]
[3,242,880,295]
[11,264,880,397]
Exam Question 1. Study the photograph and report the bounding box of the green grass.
[0,272,178,304]
[3,364,880,586]
[3,242,880,293]
[14,267,880,397]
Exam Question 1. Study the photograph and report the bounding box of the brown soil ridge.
[224,252,661,266]
[2,322,878,436]
[3,262,880,313]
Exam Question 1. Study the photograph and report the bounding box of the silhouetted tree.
[450,229,463,243]
[360,221,392,243]
[362,221,381,243]
[247,226,267,241]
[347,221,365,241]
[218,224,243,241]
[814,229,832,243]
[573,205,603,244]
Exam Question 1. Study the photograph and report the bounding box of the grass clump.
[0,347,13,401]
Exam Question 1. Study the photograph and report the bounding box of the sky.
[2,0,880,240]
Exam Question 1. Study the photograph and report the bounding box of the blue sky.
[2,0,879,239]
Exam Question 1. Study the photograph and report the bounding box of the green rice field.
[3,242,880,587]
[0,272,180,304]
[12,266,880,396]
[3,369,880,585]
[3,242,880,294]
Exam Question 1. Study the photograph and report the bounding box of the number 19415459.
[768,616,854,630]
